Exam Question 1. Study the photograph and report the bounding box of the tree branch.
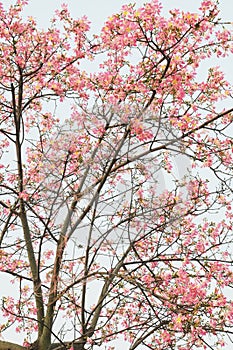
[0,340,25,350]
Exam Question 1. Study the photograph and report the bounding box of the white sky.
[0,0,233,348]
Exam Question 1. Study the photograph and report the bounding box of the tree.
[0,0,232,349]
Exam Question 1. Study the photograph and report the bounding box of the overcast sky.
[1,0,233,348]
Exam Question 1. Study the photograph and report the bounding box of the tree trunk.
[49,340,86,350]
[0,340,25,350]
[0,339,86,350]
